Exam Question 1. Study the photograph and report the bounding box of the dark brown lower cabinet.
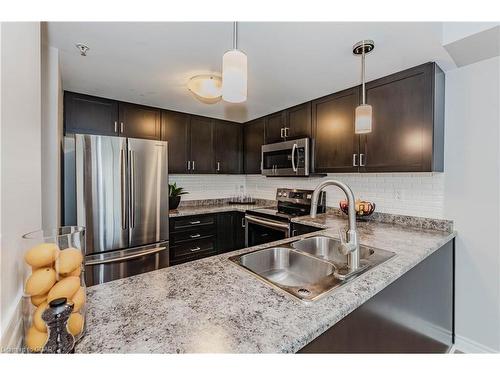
[299,239,454,353]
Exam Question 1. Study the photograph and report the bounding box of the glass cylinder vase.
[21,226,86,353]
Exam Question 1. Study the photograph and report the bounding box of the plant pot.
[169,196,181,210]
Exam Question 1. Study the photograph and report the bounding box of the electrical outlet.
[394,190,402,200]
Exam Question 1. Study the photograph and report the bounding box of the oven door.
[245,215,290,247]
[261,138,309,176]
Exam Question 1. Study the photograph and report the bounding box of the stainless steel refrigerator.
[63,134,169,286]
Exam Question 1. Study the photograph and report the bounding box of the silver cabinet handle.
[242,217,246,228]
[187,160,191,170]
[353,153,358,167]
[291,143,298,173]
[190,233,201,238]
[192,160,195,171]
[189,220,201,225]
[285,127,289,138]
[129,149,136,228]
[120,122,124,133]
[217,162,221,172]
[120,148,127,229]
[360,153,366,167]
[114,121,118,133]
[190,246,201,252]
[280,128,284,138]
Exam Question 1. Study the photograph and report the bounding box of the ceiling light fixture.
[222,22,247,103]
[76,43,90,56]
[187,74,222,104]
[353,40,375,134]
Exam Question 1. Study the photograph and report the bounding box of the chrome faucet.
[310,180,360,272]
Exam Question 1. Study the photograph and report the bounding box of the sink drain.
[297,288,311,296]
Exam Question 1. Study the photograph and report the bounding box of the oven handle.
[245,215,290,232]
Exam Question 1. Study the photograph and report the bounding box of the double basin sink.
[229,236,395,303]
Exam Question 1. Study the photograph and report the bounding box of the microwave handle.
[291,143,298,173]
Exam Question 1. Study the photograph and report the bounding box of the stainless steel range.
[245,188,326,247]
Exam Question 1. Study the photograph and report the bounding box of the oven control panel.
[276,188,322,205]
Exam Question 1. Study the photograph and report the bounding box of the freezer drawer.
[84,241,169,286]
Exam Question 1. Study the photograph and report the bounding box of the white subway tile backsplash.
[169,172,445,219]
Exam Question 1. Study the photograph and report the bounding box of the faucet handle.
[338,226,355,255]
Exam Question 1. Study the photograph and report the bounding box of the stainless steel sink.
[229,247,340,301]
[229,235,395,303]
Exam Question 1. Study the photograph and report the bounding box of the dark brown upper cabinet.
[312,87,360,173]
[214,120,243,174]
[118,102,161,140]
[244,117,266,174]
[189,116,215,174]
[265,103,312,144]
[360,62,444,172]
[161,110,190,173]
[64,92,119,136]
[286,102,312,140]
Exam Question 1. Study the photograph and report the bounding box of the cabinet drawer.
[171,237,217,261]
[171,226,216,245]
[171,214,216,232]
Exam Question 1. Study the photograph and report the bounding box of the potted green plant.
[169,182,188,210]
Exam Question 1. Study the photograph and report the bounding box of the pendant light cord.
[361,41,366,105]
[232,21,238,50]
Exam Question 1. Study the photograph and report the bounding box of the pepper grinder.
[41,297,75,354]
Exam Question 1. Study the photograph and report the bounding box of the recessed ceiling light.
[187,74,222,104]
[76,43,89,56]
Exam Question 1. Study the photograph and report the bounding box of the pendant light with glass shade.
[353,40,375,134]
[222,22,248,103]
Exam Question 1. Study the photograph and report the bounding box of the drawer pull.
[190,246,201,252]
[189,220,201,225]
[190,233,201,238]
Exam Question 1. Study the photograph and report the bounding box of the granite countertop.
[168,202,270,217]
[76,211,456,353]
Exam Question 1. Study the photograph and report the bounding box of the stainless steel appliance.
[261,138,311,176]
[245,188,325,247]
[64,134,169,286]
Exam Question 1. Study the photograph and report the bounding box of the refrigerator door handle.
[129,149,136,229]
[120,148,127,229]
[86,246,166,266]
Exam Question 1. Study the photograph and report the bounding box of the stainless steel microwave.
[261,138,310,176]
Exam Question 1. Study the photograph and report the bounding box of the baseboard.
[454,334,498,353]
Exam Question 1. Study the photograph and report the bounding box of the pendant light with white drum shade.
[222,22,248,103]
[353,40,375,134]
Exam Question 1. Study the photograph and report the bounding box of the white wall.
[41,39,63,229]
[0,22,42,350]
[444,56,500,353]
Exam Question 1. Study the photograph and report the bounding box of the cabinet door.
[64,92,118,136]
[312,87,360,173]
[243,118,266,174]
[233,212,246,250]
[161,110,190,174]
[286,102,312,139]
[189,116,214,173]
[361,63,434,172]
[214,120,243,174]
[216,213,235,253]
[265,111,286,143]
[119,102,161,140]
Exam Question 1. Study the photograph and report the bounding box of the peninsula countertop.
[75,210,456,353]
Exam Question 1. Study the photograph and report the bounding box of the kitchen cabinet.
[161,110,190,173]
[214,120,243,174]
[217,212,246,253]
[291,222,321,237]
[360,62,445,172]
[265,103,312,143]
[233,212,246,249]
[265,111,286,143]
[243,117,266,174]
[118,102,161,140]
[64,92,119,136]
[189,116,215,173]
[312,87,361,173]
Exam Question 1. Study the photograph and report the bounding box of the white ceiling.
[46,22,456,123]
